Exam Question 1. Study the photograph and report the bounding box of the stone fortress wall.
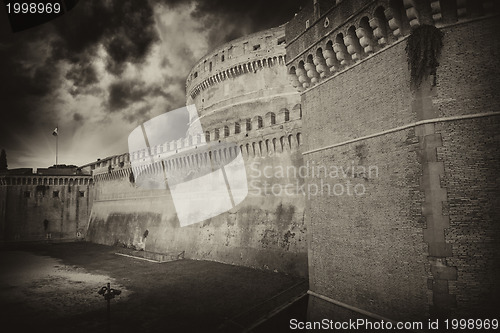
[285,0,500,322]
[0,170,93,241]
[84,25,309,277]
[1,0,498,323]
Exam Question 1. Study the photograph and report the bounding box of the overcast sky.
[0,0,308,169]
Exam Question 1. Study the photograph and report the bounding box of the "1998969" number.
[444,318,498,330]
[6,2,61,14]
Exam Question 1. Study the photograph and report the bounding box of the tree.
[0,149,7,170]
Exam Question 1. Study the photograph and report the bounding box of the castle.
[1,0,499,324]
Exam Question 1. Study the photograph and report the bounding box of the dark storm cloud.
[65,62,99,91]
[0,29,62,146]
[108,80,146,112]
[73,113,84,122]
[0,0,308,167]
[108,80,173,113]
[188,0,309,48]
[0,0,162,154]
[53,0,159,76]
[124,105,154,124]
[1,0,307,118]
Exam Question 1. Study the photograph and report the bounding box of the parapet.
[286,0,499,92]
[186,25,288,104]
[0,174,92,186]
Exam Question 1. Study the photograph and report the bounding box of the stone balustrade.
[286,0,498,91]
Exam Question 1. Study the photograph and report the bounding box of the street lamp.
[98,282,121,332]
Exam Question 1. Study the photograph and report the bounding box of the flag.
[52,127,58,136]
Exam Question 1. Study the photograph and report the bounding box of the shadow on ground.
[0,242,307,332]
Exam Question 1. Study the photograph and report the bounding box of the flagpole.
[55,124,58,169]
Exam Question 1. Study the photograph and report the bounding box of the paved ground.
[0,242,307,332]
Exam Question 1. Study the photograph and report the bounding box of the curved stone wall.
[86,25,307,276]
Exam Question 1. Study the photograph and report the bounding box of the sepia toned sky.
[0,0,308,169]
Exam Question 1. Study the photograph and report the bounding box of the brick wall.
[438,117,500,318]
[302,39,414,152]
[434,18,500,117]
[302,14,500,322]
[305,129,428,321]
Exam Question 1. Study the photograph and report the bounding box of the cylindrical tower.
[186,25,301,141]
[184,25,307,276]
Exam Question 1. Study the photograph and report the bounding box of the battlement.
[92,131,305,186]
[87,100,303,183]
[186,26,287,101]
[0,167,92,186]
[286,0,498,92]
[0,174,92,186]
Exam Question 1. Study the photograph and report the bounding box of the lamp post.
[98,282,121,333]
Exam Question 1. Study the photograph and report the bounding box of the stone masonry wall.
[0,177,93,241]
[301,13,500,322]
[87,141,308,277]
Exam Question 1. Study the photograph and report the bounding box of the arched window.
[257,116,263,129]
[266,112,276,125]
[246,118,251,131]
[205,131,210,142]
[234,122,241,134]
[224,126,229,137]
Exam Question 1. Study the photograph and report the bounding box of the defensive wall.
[286,0,500,322]
[2,0,498,322]
[85,25,309,277]
[0,167,93,241]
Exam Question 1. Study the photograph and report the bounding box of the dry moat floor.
[0,241,307,333]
